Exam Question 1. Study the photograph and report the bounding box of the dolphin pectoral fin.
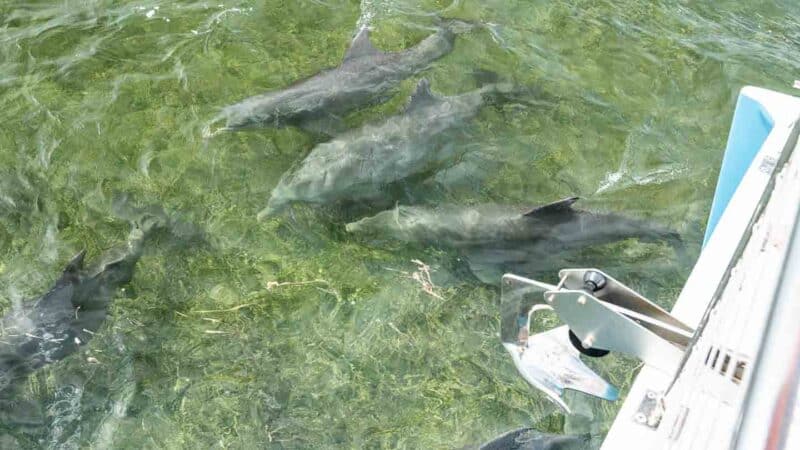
[403,79,441,113]
[343,27,383,62]
[436,17,481,35]
[471,68,500,85]
[523,196,580,217]
[464,251,508,285]
[300,114,346,137]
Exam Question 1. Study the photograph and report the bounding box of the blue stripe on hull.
[703,93,774,246]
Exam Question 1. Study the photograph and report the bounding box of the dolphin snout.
[257,200,288,221]
[203,113,233,138]
[344,218,380,236]
[256,208,273,222]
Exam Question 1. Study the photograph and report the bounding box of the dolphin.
[259,78,512,218]
[345,197,682,283]
[0,213,166,394]
[217,21,471,133]
[478,428,589,450]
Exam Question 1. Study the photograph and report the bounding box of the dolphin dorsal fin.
[344,27,382,62]
[56,249,86,285]
[404,79,440,113]
[63,249,87,273]
[523,196,580,217]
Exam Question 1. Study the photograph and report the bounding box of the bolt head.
[635,413,647,424]
[583,270,607,291]
[578,296,586,305]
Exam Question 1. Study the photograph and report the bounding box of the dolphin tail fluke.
[112,193,170,234]
[645,225,686,260]
[478,80,559,111]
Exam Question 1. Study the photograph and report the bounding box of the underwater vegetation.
[0,0,798,448]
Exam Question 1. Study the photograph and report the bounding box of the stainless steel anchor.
[500,269,694,413]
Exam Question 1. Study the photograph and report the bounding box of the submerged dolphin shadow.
[477,428,590,450]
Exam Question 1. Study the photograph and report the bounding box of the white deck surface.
[601,87,800,450]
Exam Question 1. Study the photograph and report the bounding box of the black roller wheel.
[568,329,610,357]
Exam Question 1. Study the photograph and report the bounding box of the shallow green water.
[0,0,798,448]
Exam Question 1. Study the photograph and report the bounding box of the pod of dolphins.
[0,17,683,449]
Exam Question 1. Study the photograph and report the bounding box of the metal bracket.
[547,269,694,372]
[557,269,693,345]
[634,390,665,429]
[500,269,696,411]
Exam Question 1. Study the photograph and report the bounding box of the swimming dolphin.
[345,197,681,283]
[478,428,589,450]
[217,21,472,133]
[0,214,165,394]
[258,78,513,218]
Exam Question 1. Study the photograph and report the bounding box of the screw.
[578,296,586,305]
[635,412,647,424]
[646,391,657,400]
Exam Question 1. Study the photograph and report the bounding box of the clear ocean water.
[0,0,798,447]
